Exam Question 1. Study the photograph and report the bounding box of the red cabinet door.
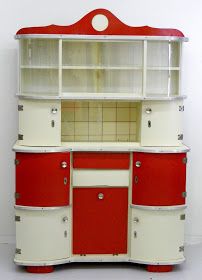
[73,187,128,254]
[15,152,70,207]
[132,152,186,206]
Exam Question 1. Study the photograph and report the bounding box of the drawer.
[73,152,130,169]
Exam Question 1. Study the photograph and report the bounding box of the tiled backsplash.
[61,101,139,142]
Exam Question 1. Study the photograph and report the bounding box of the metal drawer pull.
[61,161,67,168]
[134,231,137,238]
[63,216,68,223]
[98,193,104,200]
[134,175,138,184]
[64,177,67,185]
[51,108,58,114]
[145,107,152,114]
[51,120,55,127]
[133,217,139,223]
[148,120,151,128]
[135,161,141,168]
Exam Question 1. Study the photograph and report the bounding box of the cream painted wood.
[72,170,130,187]
[130,208,185,263]
[18,99,61,146]
[140,100,183,146]
[15,208,70,262]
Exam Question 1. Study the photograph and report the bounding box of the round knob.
[63,216,68,222]
[51,108,58,114]
[98,193,104,200]
[145,107,152,114]
[133,217,139,223]
[135,161,141,168]
[61,161,67,169]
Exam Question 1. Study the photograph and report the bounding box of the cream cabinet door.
[15,208,70,263]
[130,208,185,263]
[140,100,183,146]
[18,99,61,146]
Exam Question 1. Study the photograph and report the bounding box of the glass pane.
[21,39,59,67]
[21,69,58,95]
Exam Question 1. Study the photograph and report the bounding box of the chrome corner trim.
[15,34,188,42]
[130,204,187,211]
[14,205,71,211]
[129,257,185,265]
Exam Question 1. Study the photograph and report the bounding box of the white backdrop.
[0,0,201,244]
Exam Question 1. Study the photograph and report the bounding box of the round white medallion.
[92,14,109,31]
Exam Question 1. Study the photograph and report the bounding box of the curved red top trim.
[16,9,184,37]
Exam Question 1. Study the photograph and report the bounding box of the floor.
[1,244,202,280]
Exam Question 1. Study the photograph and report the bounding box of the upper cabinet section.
[16,9,187,100]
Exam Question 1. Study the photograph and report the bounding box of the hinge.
[18,134,23,141]
[182,191,187,198]
[15,192,20,199]
[18,105,23,111]
[179,246,184,252]
[15,215,21,222]
[182,157,187,164]
[14,159,20,165]
[180,214,186,220]
[179,105,184,112]
[15,248,21,254]
[178,134,183,140]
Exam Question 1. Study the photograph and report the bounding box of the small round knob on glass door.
[98,193,104,200]
[145,107,152,114]
[61,161,67,168]
[51,108,58,114]
[135,161,141,168]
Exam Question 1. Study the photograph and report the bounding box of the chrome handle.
[51,107,58,114]
[145,107,152,114]
[61,161,67,169]
[135,161,141,168]
[133,217,139,223]
[63,216,68,223]
[98,193,104,200]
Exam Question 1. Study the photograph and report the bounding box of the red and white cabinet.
[13,9,189,274]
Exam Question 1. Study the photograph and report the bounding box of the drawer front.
[73,152,130,169]
[72,169,130,187]
[132,152,186,206]
[73,187,128,254]
[15,152,70,207]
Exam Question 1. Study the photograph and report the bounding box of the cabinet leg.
[26,266,54,273]
[146,265,173,272]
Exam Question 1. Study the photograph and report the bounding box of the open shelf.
[61,101,140,142]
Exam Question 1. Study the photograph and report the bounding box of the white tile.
[89,107,102,121]
[61,122,74,136]
[62,108,75,122]
[75,122,88,136]
[103,108,116,121]
[117,122,130,135]
[89,122,102,136]
[103,122,116,135]
[75,107,88,121]
[117,108,130,122]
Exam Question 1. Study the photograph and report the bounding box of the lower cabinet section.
[15,207,70,263]
[73,187,128,254]
[130,207,185,263]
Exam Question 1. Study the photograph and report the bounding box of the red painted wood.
[147,265,173,272]
[15,152,70,207]
[16,9,184,37]
[26,266,54,273]
[132,153,186,206]
[73,187,128,254]
[73,152,130,169]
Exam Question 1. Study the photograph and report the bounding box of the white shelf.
[21,65,59,69]
[62,66,142,70]
[147,67,180,71]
